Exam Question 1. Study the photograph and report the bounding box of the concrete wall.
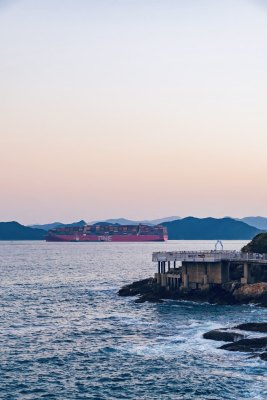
[156,259,267,290]
[182,262,206,284]
[182,261,228,285]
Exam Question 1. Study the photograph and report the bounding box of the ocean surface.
[0,240,266,400]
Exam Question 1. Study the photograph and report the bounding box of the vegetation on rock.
[242,233,267,253]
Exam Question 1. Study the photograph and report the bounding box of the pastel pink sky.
[1,0,267,224]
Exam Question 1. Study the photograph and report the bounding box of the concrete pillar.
[174,261,176,269]
[168,261,170,272]
[161,262,166,274]
[241,262,249,284]
[158,262,160,274]
[203,274,208,285]
[183,274,189,289]
[161,274,167,287]
[155,273,161,284]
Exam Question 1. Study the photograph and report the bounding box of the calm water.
[0,240,266,400]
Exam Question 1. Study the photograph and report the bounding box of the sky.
[1,0,267,224]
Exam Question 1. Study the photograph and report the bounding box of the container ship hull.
[46,224,168,242]
[46,234,167,242]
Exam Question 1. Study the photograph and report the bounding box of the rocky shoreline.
[118,281,267,362]
[203,323,267,362]
[118,278,267,306]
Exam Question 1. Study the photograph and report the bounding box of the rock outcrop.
[233,283,267,306]
[203,330,244,342]
[118,279,267,306]
[233,322,267,333]
[203,322,267,362]
[219,337,267,352]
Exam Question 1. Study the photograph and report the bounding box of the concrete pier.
[152,251,267,291]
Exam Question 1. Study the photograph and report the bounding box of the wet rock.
[259,352,267,361]
[119,278,166,303]
[206,285,237,305]
[219,337,267,353]
[203,330,244,342]
[119,278,267,306]
[118,278,155,297]
[233,323,267,333]
[134,293,164,303]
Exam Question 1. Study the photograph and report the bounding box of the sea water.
[0,241,266,400]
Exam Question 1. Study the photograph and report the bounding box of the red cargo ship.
[46,224,168,242]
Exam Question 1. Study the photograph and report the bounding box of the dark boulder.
[135,293,164,303]
[220,337,267,352]
[233,322,267,333]
[118,278,155,297]
[203,330,244,342]
[260,352,267,361]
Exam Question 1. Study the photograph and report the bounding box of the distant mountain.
[93,218,141,225]
[30,217,180,229]
[29,220,87,231]
[91,216,180,226]
[29,222,64,231]
[0,217,261,241]
[238,217,267,231]
[163,217,261,240]
[147,216,180,225]
[0,221,46,240]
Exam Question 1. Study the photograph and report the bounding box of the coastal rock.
[203,330,244,342]
[203,322,267,361]
[233,322,267,333]
[119,278,267,306]
[233,283,267,306]
[118,278,155,297]
[219,337,267,352]
[260,352,267,361]
[134,293,164,303]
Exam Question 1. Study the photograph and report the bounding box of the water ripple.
[0,241,266,399]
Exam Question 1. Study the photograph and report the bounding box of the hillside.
[163,217,261,240]
[242,233,267,253]
[0,222,46,240]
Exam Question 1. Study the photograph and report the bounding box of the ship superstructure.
[46,224,168,242]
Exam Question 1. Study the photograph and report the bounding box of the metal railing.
[152,251,267,263]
